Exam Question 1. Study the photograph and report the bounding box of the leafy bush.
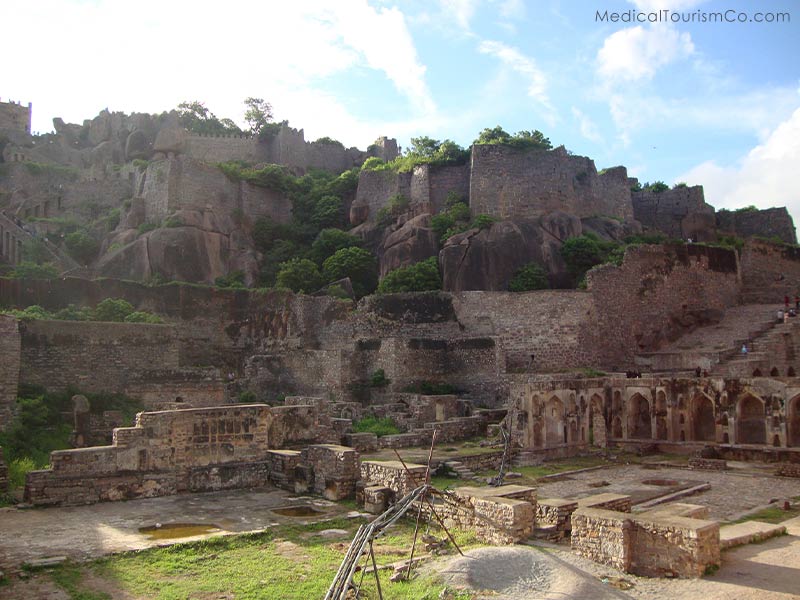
[378,257,441,294]
[53,304,93,321]
[124,311,164,324]
[8,262,58,279]
[311,195,346,230]
[137,221,159,236]
[132,159,150,170]
[473,126,552,150]
[369,369,390,387]
[311,228,361,264]
[509,263,549,291]
[314,136,344,147]
[361,156,390,171]
[403,381,459,395]
[376,194,410,227]
[471,214,497,230]
[8,457,37,489]
[642,181,669,193]
[325,284,351,299]
[1,305,52,320]
[623,233,667,245]
[322,247,377,297]
[64,231,100,265]
[352,416,401,437]
[93,298,135,322]
[736,205,759,213]
[276,258,323,294]
[163,215,184,228]
[237,391,257,404]
[214,270,246,289]
[21,239,51,264]
[560,233,622,283]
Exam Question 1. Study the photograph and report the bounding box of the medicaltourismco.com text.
[596,9,790,24]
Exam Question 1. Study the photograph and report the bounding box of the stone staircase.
[0,211,82,272]
[443,460,477,480]
[711,317,800,378]
[635,304,780,374]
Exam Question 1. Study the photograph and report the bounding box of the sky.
[2,0,799,221]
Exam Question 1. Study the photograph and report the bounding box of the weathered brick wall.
[299,444,360,500]
[350,169,412,224]
[19,320,180,393]
[184,134,269,164]
[469,145,632,221]
[776,462,800,477]
[0,315,20,428]
[536,498,578,533]
[739,239,800,303]
[631,186,715,241]
[0,99,32,133]
[716,207,796,244]
[360,460,427,497]
[587,244,739,367]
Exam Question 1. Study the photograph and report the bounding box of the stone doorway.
[692,394,715,442]
[738,395,766,445]
[627,393,651,439]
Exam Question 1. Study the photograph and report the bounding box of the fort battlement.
[0,98,32,134]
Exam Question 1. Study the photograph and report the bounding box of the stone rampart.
[631,186,715,241]
[739,239,800,303]
[716,207,796,244]
[469,145,633,221]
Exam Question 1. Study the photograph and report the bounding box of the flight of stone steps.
[711,317,800,378]
[443,460,477,480]
[636,304,781,375]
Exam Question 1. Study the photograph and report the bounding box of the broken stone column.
[71,394,91,448]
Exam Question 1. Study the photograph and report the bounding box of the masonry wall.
[350,169,412,224]
[629,516,720,578]
[587,244,740,368]
[184,134,269,164]
[739,239,800,303]
[0,315,20,428]
[716,207,796,244]
[631,186,715,241]
[469,145,633,221]
[19,320,180,393]
[0,100,32,133]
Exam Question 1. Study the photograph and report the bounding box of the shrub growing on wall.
[275,258,323,294]
[377,257,441,294]
[508,263,549,291]
[322,247,377,297]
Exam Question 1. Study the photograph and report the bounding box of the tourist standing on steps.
[785,295,791,309]
[741,344,748,355]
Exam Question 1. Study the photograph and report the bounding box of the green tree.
[322,247,377,297]
[643,181,669,193]
[10,262,58,279]
[93,298,135,322]
[276,258,323,293]
[407,136,441,158]
[509,263,549,292]
[177,101,242,135]
[311,228,361,264]
[124,311,164,324]
[377,257,441,293]
[312,195,345,230]
[64,231,99,265]
[473,126,552,150]
[243,97,273,135]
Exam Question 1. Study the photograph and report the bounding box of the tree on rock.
[378,257,441,294]
[244,97,273,135]
[322,247,377,297]
[276,258,323,294]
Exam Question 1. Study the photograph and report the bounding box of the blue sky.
[2,0,799,219]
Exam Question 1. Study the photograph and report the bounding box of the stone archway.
[533,421,543,447]
[545,396,564,447]
[738,395,766,445]
[788,396,800,447]
[692,393,716,442]
[627,393,652,439]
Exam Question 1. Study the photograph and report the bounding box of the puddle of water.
[138,523,222,540]
[272,506,324,518]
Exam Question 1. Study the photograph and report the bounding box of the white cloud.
[677,107,800,221]
[571,107,603,144]
[0,0,435,145]
[438,0,480,31]
[597,25,695,82]
[629,0,707,12]
[478,40,556,124]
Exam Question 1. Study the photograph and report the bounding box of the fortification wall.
[19,320,181,393]
[184,134,269,164]
[0,315,20,428]
[469,145,633,221]
[350,169,412,224]
[739,239,800,303]
[716,207,797,244]
[587,244,739,367]
[631,186,715,241]
[0,100,32,133]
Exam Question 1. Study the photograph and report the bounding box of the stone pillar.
[72,395,92,448]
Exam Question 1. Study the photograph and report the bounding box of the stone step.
[719,521,787,550]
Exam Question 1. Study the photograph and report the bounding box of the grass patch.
[731,504,800,525]
[42,517,480,600]
[476,455,610,485]
[352,416,401,437]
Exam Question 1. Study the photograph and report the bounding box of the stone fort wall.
[632,186,716,241]
[716,206,797,245]
[738,239,800,304]
[0,315,20,429]
[0,99,32,134]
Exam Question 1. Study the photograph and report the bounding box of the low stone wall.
[688,458,728,471]
[300,444,360,501]
[776,462,800,477]
[577,493,631,513]
[424,415,487,442]
[344,432,378,452]
[433,485,537,544]
[571,508,632,572]
[360,460,427,497]
[571,506,720,578]
[536,498,578,534]
[630,515,720,578]
[448,450,507,472]
[377,430,434,449]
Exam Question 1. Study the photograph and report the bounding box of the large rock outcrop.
[378,213,439,278]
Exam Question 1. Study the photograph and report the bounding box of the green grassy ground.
[34,517,480,600]
[731,499,800,524]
